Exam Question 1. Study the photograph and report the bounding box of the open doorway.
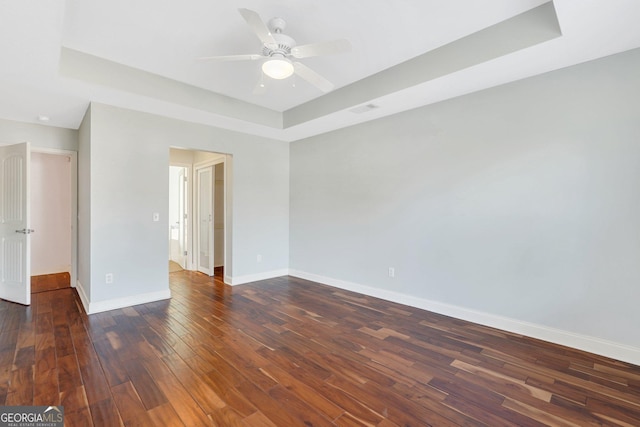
[169,165,188,272]
[169,148,228,280]
[30,149,77,294]
[0,144,77,304]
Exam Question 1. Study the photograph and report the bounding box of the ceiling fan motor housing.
[263,32,296,57]
[263,17,295,57]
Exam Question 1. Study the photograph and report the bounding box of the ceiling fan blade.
[291,39,351,59]
[293,62,334,93]
[197,54,261,62]
[238,8,277,47]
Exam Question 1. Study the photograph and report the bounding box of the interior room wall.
[290,47,640,359]
[82,103,289,310]
[30,151,72,275]
[0,117,78,151]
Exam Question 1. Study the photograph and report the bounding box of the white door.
[196,166,214,275]
[0,142,31,305]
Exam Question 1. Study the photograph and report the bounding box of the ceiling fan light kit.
[262,55,294,79]
[199,8,351,92]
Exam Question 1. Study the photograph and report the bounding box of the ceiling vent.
[349,103,380,114]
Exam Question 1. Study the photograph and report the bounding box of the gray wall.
[0,118,78,151]
[84,103,289,303]
[290,47,640,349]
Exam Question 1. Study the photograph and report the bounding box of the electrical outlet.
[388,267,395,278]
[257,254,262,263]
[105,273,114,284]
[153,212,160,222]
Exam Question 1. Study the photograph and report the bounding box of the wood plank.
[234,379,306,426]
[60,385,91,425]
[89,398,125,427]
[207,406,245,427]
[92,337,130,387]
[160,352,226,413]
[259,363,344,420]
[79,361,112,404]
[13,345,35,368]
[154,372,212,426]
[33,367,59,405]
[111,381,155,427]
[56,353,83,392]
[147,403,186,427]
[122,358,167,410]
[5,366,33,405]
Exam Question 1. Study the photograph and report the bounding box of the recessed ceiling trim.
[349,104,379,114]
[58,47,283,129]
[283,1,561,129]
[56,3,560,134]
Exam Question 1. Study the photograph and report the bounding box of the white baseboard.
[228,269,290,286]
[75,280,90,314]
[288,269,640,367]
[77,287,172,315]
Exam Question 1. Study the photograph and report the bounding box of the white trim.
[84,289,172,314]
[223,155,232,284]
[288,269,640,366]
[228,269,290,286]
[193,156,225,169]
[75,280,90,314]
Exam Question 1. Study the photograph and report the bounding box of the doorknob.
[15,229,35,234]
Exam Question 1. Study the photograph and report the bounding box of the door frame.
[31,147,78,290]
[169,162,192,270]
[194,156,227,277]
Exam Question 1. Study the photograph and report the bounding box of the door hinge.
[183,251,188,256]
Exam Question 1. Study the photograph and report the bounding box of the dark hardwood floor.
[31,272,71,293]
[1,271,639,426]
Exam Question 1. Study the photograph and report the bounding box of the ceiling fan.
[199,8,351,93]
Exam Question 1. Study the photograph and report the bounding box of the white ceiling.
[1,0,639,142]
